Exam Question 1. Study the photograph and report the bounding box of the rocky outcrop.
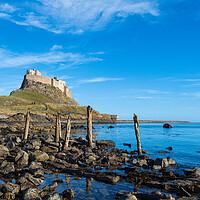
[163,123,173,128]
[11,80,78,105]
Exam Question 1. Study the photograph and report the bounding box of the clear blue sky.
[0,0,200,121]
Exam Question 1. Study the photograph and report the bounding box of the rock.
[150,191,162,196]
[15,137,22,143]
[158,151,170,153]
[96,140,116,148]
[23,188,42,200]
[23,172,44,186]
[6,140,16,150]
[138,159,147,167]
[178,197,198,200]
[15,150,29,166]
[167,157,175,165]
[3,192,15,200]
[41,146,58,153]
[62,189,76,200]
[17,173,44,187]
[28,162,43,170]
[96,175,120,185]
[44,193,61,200]
[154,158,169,168]
[1,182,20,194]
[0,163,15,174]
[30,150,49,162]
[119,193,137,200]
[153,165,162,170]
[163,123,173,128]
[166,146,173,150]
[184,167,200,177]
[108,126,114,129]
[0,145,9,157]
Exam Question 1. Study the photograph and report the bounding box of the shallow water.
[73,123,200,168]
[39,173,175,200]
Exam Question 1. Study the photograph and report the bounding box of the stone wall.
[23,69,72,97]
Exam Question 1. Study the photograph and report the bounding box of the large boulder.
[30,150,49,162]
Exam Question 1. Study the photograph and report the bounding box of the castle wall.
[24,69,72,98]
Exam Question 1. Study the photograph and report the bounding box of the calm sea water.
[75,123,200,168]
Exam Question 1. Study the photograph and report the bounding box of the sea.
[39,123,200,199]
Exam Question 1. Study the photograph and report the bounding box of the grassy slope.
[0,90,111,120]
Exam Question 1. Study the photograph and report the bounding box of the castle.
[22,69,72,97]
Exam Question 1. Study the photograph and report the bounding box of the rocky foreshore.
[0,126,199,199]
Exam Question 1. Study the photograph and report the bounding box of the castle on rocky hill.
[21,69,72,97]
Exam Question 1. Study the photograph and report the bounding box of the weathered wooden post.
[63,116,71,149]
[58,112,62,139]
[86,106,93,148]
[55,112,60,143]
[24,109,30,140]
[133,114,142,156]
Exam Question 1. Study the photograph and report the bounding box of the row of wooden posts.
[23,106,142,155]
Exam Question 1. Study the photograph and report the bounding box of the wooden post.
[86,106,93,148]
[133,114,142,156]
[58,113,62,139]
[63,116,71,149]
[55,112,60,143]
[24,109,30,140]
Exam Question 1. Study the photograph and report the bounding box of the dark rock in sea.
[108,126,114,129]
[96,140,116,148]
[166,146,173,150]
[163,123,173,128]
[123,143,131,148]
[96,175,120,185]
[158,151,170,153]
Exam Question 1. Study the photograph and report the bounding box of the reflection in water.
[134,183,138,192]
[86,178,92,194]
[65,174,70,188]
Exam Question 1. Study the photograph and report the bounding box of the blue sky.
[0,0,200,121]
